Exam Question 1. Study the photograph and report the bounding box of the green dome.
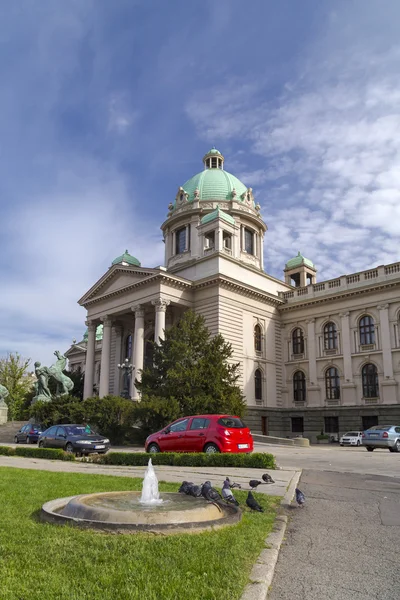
[112,250,141,267]
[285,251,315,269]
[83,324,103,341]
[203,146,222,156]
[181,169,248,202]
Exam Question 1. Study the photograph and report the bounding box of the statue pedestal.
[0,404,8,424]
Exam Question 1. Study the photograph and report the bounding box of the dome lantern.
[203,147,224,170]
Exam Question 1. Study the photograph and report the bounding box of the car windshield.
[344,432,358,436]
[217,417,246,428]
[64,425,95,436]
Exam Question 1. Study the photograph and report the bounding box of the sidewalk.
[269,470,400,600]
[0,454,297,497]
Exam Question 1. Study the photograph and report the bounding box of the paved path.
[269,470,400,600]
[254,443,400,478]
[0,455,296,497]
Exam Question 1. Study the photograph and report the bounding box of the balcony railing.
[280,261,400,303]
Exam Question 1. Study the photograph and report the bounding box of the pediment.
[65,345,86,357]
[79,266,157,305]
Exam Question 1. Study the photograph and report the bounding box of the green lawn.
[0,467,279,600]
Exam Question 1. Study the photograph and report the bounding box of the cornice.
[80,272,192,307]
[279,280,400,312]
[193,275,284,307]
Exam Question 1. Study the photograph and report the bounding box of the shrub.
[0,445,75,461]
[316,434,330,441]
[93,451,276,469]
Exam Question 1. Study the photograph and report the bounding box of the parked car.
[14,423,44,444]
[362,425,400,452]
[145,414,254,454]
[38,424,110,455]
[339,431,363,447]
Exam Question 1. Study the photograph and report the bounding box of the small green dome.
[83,324,103,341]
[181,169,248,202]
[203,146,222,157]
[112,250,141,267]
[201,206,235,226]
[285,251,315,270]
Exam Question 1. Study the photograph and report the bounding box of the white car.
[340,431,363,447]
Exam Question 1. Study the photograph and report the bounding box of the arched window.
[125,334,132,359]
[254,324,262,353]
[144,337,154,369]
[292,328,304,355]
[293,371,306,402]
[325,367,340,399]
[362,364,379,398]
[255,369,262,400]
[359,315,375,345]
[324,322,337,350]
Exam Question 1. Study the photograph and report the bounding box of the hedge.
[92,451,276,469]
[0,445,75,461]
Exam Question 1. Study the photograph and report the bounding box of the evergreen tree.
[136,311,246,421]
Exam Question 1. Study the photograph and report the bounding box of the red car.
[144,414,254,454]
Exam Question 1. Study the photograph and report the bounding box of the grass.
[0,467,279,600]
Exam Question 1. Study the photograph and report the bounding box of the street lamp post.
[117,358,134,399]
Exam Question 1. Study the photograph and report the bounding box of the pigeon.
[295,488,305,508]
[188,484,203,498]
[249,479,264,489]
[178,481,194,495]
[246,491,263,512]
[262,473,275,484]
[225,477,241,489]
[221,480,239,506]
[201,481,222,503]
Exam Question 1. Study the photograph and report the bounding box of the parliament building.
[65,148,400,441]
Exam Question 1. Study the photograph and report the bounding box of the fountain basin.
[41,491,241,535]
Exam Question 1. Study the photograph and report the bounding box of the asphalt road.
[269,470,400,600]
[255,443,400,478]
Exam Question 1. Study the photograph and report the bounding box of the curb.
[239,469,302,600]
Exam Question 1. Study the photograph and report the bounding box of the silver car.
[362,425,400,452]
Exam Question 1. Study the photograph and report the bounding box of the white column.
[113,325,123,395]
[306,319,317,385]
[378,304,394,379]
[131,305,145,400]
[99,316,112,398]
[340,312,353,382]
[152,298,171,343]
[260,232,264,270]
[216,227,223,252]
[83,321,97,399]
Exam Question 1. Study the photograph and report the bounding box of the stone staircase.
[0,421,25,443]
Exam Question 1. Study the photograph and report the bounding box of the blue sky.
[1,0,400,366]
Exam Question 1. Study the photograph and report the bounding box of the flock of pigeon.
[178,473,276,513]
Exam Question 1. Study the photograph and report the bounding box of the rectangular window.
[362,415,378,430]
[244,228,254,254]
[175,227,186,254]
[291,417,304,433]
[324,416,339,433]
[190,418,210,430]
[204,231,215,249]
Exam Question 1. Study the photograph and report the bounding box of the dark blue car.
[38,424,110,455]
[14,423,44,444]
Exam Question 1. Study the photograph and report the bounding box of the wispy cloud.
[186,35,400,281]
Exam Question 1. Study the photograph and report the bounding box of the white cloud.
[186,42,400,282]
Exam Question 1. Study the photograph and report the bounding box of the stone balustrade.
[280,261,400,302]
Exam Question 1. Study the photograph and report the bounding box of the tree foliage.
[0,353,33,420]
[135,311,246,431]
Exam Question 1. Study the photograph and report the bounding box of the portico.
[83,296,176,400]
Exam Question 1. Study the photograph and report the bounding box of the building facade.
[66,148,400,441]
